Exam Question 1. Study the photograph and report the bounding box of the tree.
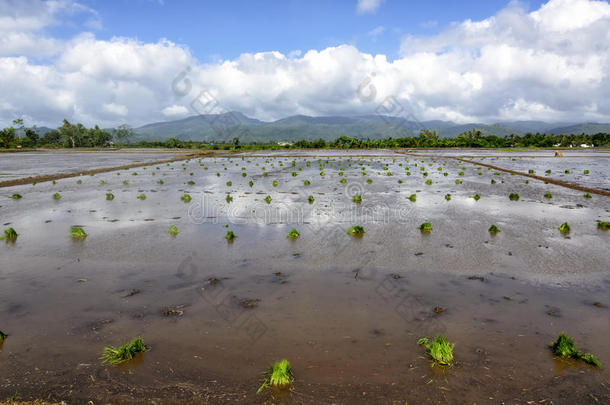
[114,124,134,143]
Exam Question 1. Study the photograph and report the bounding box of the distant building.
[277,141,293,146]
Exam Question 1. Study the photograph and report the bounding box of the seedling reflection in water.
[418,336,455,366]
[101,337,147,365]
[551,333,600,367]
[257,359,294,394]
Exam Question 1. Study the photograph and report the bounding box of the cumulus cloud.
[356,0,384,15]
[0,0,609,128]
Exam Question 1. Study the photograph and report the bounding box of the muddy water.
[0,151,609,404]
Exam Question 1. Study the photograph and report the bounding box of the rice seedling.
[558,222,570,233]
[225,230,236,241]
[257,359,294,394]
[352,195,362,203]
[584,193,592,199]
[77,179,82,184]
[407,194,417,202]
[366,178,373,184]
[584,170,590,174]
[596,221,609,230]
[550,333,600,367]
[398,179,403,184]
[168,225,179,236]
[419,222,432,232]
[0,330,7,341]
[445,194,451,201]
[99,180,106,185]
[425,179,432,185]
[137,194,146,200]
[524,180,529,184]
[249,180,254,187]
[226,194,233,203]
[544,192,553,199]
[472,194,481,201]
[264,195,272,204]
[546,169,552,174]
[340,178,347,184]
[11,193,22,199]
[52,192,61,200]
[308,195,314,203]
[70,226,87,239]
[488,224,500,234]
[458,171,464,176]
[418,336,455,366]
[287,228,300,239]
[528,169,534,174]
[106,193,114,201]
[157,180,164,185]
[491,179,496,184]
[565,169,571,174]
[242,173,247,177]
[273,180,278,187]
[347,225,365,236]
[2,228,18,242]
[303,180,310,186]
[101,337,147,365]
[187,180,195,185]
[509,193,520,201]
[181,194,192,203]
[226,181,232,187]
[455,179,462,184]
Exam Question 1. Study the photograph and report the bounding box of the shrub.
[418,336,454,366]
[70,226,87,239]
[347,225,365,236]
[168,225,179,236]
[101,338,147,365]
[287,228,300,239]
[509,193,519,201]
[558,222,570,233]
[181,194,192,203]
[106,193,114,201]
[257,359,293,394]
[551,333,600,367]
[488,224,500,234]
[419,222,432,232]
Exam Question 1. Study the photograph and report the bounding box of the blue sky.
[1,0,609,127]
[55,0,547,62]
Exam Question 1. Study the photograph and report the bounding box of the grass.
[225,230,236,241]
[257,359,294,394]
[52,192,61,200]
[407,194,417,202]
[418,336,455,366]
[70,226,87,239]
[1,228,18,242]
[489,224,501,234]
[597,221,609,230]
[509,193,520,201]
[347,225,365,236]
[287,228,300,239]
[106,193,114,201]
[168,225,179,236]
[181,194,192,203]
[544,192,553,199]
[558,222,571,233]
[352,195,362,203]
[419,222,432,232]
[550,333,600,367]
[11,193,22,199]
[101,337,147,365]
[137,194,146,200]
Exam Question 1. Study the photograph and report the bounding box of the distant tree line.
[1,120,609,149]
[0,119,133,148]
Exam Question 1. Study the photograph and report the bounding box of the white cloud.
[356,0,384,15]
[1,0,610,128]
[367,26,385,38]
[162,105,189,117]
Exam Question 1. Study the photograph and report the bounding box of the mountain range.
[131,113,610,143]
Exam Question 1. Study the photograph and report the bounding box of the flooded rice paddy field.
[0,149,609,404]
[0,150,185,181]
